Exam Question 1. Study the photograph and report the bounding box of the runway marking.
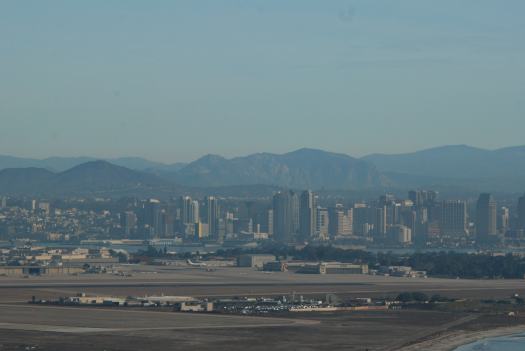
[0,323,119,333]
[0,304,319,334]
[0,321,318,334]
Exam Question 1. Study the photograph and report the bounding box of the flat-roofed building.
[441,200,469,237]
[238,254,276,268]
[263,261,288,272]
[296,262,368,274]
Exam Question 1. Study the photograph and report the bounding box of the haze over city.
[1,0,525,162]
[1,1,525,351]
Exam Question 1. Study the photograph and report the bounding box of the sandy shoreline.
[399,324,525,351]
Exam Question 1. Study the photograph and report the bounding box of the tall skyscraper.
[328,204,352,237]
[194,222,205,241]
[120,211,137,237]
[372,206,387,238]
[207,196,220,239]
[499,206,510,234]
[291,193,300,236]
[476,193,497,240]
[191,200,200,224]
[409,190,438,208]
[441,200,468,237]
[402,209,417,236]
[316,207,329,240]
[299,190,317,240]
[272,191,299,242]
[179,196,194,224]
[408,190,419,207]
[161,210,175,237]
[352,203,369,236]
[344,208,353,235]
[518,194,525,231]
[267,209,274,236]
[143,199,162,237]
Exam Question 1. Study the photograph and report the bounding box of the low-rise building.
[238,254,276,268]
[0,265,84,276]
[263,261,288,272]
[296,262,368,274]
[322,262,369,274]
[177,302,214,312]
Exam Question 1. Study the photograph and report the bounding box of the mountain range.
[1,145,525,196]
[363,145,525,180]
[0,161,177,197]
[0,154,186,173]
[171,149,386,189]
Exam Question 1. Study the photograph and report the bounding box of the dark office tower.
[161,211,175,237]
[273,191,299,243]
[299,190,317,240]
[403,208,427,246]
[427,200,441,223]
[476,193,497,240]
[386,202,401,227]
[441,200,468,237]
[291,193,300,235]
[144,199,162,237]
[426,191,438,204]
[410,190,430,207]
[120,211,137,237]
[178,196,186,222]
[409,190,438,207]
[403,209,417,236]
[408,190,422,207]
[257,208,274,235]
[352,204,369,236]
[518,195,525,231]
[178,196,195,224]
[379,194,395,206]
[373,206,387,238]
[207,196,220,239]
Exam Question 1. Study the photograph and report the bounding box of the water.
[455,333,525,351]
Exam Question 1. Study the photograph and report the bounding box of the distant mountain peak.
[199,153,226,160]
[174,148,382,189]
[191,154,228,165]
[75,159,112,167]
[289,147,326,153]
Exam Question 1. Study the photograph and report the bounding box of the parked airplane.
[186,259,207,267]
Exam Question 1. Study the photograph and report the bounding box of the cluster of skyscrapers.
[120,196,222,241]
[267,190,525,246]
[271,191,420,244]
[115,190,525,247]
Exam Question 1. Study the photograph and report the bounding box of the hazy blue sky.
[1,0,524,163]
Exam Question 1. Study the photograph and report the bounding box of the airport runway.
[1,266,525,302]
